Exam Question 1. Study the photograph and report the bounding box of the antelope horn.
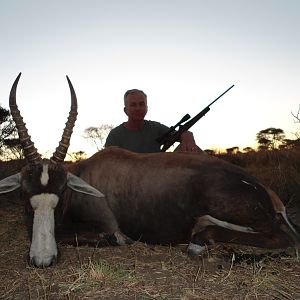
[9,73,41,165]
[50,76,78,164]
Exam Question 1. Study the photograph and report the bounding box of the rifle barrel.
[208,84,235,107]
[159,84,235,151]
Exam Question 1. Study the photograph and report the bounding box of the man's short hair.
[124,89,147,105]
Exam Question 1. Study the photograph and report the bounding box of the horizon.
[1,86,299,158]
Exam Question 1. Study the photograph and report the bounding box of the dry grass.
[0,194,299,300]
[1,150,300,299]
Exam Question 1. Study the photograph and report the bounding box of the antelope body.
[65,147,299,254]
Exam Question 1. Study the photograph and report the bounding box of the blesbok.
[0,74,299,268]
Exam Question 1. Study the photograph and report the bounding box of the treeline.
[2,100,300,161]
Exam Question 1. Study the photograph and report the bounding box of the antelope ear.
[66,172,105,198]
[0,173,22,194]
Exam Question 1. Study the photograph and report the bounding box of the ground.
[0,193,299,300]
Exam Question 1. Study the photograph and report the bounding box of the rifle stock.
[158,85,234,152]
[156,113,191,145]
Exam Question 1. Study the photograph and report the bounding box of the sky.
[0,0,300,157]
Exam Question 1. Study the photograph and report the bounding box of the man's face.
[124,92,148,121]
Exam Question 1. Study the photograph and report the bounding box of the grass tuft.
[59,257,140,297]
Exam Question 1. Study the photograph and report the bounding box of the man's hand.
[176,131,202,153]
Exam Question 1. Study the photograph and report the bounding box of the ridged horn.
[50,76,78,164]
[9,72,41,165]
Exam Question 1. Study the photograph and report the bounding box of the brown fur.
[64,147,299,249]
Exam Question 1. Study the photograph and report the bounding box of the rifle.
[156,85,235,152]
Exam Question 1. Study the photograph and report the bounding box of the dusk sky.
[1,0,299,156]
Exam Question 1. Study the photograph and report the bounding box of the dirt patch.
[0,194,299,300]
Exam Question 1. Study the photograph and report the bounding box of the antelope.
[0,74,298,268]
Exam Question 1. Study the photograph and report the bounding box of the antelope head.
[0,73,104,267]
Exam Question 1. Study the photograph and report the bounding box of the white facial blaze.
[40,164,49,186]
[30,193,58,267]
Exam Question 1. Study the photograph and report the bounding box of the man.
[105,89,201,153]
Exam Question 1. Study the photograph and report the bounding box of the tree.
[291,105,300,140]
[256,127,285,150]
[243,147,255,153]
[83,124,114,151]
[226,146,239,154]
[0,104,21,160]
[279,138,300,150]
[67,151,87,162]
[291,105,300,124]
[204,149,215,156]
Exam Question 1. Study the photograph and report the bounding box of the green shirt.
[105,120,169,153]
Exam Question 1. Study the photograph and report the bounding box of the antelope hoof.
[107,231,134,246]
[187,242,206,257]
